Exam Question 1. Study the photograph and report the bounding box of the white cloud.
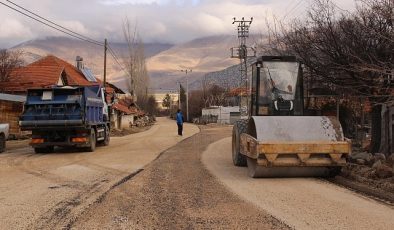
[0,0,356,48]
[100,0,170,5]
[0,18,33,46]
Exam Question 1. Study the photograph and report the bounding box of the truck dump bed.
[20,86,104,130]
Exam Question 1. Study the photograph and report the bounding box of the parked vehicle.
[0,123,9,153]
[19,86,110,153]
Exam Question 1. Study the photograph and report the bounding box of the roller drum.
[245,116,346,178]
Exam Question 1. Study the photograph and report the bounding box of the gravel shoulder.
[72,125,288,229]
[202,137,394,230]
[0,117,198,229]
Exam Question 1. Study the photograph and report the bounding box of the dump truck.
[19,85,110,153]
[232,56,351,177]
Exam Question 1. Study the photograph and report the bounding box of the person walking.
[176,109,184,136]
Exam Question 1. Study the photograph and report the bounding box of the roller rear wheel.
[232,120,248,167]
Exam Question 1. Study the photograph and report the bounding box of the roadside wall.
[111,110,135,130]
[0,100,23,136]
[202,106,240,124]
[121,115,134,129]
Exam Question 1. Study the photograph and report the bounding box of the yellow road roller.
[232,56,351,178]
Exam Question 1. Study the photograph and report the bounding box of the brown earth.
[72,125,288,229]
[333,163,394,204]
[110,124,153,137]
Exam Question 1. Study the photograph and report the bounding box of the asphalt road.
[0,117,199,229]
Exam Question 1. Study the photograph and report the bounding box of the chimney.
[75,56,84,70]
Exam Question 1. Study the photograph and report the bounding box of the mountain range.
[11,35,242,92]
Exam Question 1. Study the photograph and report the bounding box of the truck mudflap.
[240,133,351,167]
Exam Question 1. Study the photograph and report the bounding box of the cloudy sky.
[0,0,356,48]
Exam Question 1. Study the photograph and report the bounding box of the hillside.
[11,35,244,91]
[12,36,173,91]
[147,35,240,90]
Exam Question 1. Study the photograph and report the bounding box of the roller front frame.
[240,133,351,168]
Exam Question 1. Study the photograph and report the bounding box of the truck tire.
[232,119,248,167]
[98,125,110,146]
[0,133,5,153]
[34,146,54,154]
[103,125,110,146]
[86,128,96,152]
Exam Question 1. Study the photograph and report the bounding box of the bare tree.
[0,49,24,82]
[122,17,150,104]
[261,0,393,152]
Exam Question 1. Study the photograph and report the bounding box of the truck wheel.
[34,146,54,154]
[232,119,248,167]
[0,134,5,153]
[103,125,110,146]
[86,128,96,152]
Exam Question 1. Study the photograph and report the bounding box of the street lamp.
[181,69,192,122]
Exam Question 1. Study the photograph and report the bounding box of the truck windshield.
[260,62,299,101]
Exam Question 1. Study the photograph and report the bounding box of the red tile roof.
[112,103,133,114]
[0,55,99,93]
[112,98,143,115]
[228,87,248,96]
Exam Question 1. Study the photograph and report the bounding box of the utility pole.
[103,38,110,121]
[231,17,256,117]
[103,38,107,87]
[181,69,192,122]
[178,81,182,109]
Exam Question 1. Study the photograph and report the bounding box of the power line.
[107,43,129,77]
[282,0,300,16]
[6,0,103,46]
[0,1,103,46]
[0,0,148,83]
[282,0,304,21]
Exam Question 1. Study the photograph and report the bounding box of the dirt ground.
[0,117,199,229]
[333,163,394,203]
[202,137,394,230]
[110,124,153,137]
[2,121,394,230]
[72,125,288,229]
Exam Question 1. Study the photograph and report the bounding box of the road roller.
[232,56,351,178]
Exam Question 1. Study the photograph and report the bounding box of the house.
[0,55,135,136]
[0,55,99,94]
